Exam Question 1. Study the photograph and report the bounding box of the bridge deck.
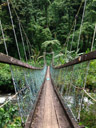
[31,67,72,128]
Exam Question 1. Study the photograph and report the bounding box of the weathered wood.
[51,79,80,128]
[24,67,47,128]
[0,52,43,70]
[54,50,96,69]
[31,67,77,128]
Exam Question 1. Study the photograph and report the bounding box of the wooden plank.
[24,67,48,128]
[54,50,96,69]
[42,69,59,128]
[0,52,43,70]
[51,79,81,128]
[31,67,74,128]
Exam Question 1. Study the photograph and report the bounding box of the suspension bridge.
[0,0,96,128]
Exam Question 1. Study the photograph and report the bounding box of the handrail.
[53,50,96,69]
[0,52,43,70]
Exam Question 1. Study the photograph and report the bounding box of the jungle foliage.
[0,0,96,56]
[0,0,96,127]
[0,103,22,128]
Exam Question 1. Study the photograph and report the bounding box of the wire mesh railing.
[0,53,47,127]
[50,51,96,127]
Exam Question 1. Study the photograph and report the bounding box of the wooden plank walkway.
[31,67,72,128]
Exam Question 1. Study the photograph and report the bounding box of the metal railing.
[0,52,47,127]
[51,51,96,127]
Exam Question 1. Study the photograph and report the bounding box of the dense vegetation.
[0,102,22,128]
[0,0,96,55]
[0,0,96,127]
[0,0,96,91]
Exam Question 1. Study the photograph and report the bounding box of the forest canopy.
[0,0,96,60]
[0,0,96,128]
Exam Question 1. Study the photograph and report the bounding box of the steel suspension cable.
[0,18,24,122]
[10,0,32,59]
[7,0,21,60]
[70,18,77,51]
[65,1,83,48]
[0,9,34,122]
[6,1,33,108]
[18,20,28,61]
[51,25,96,122]
[65,24,96,121]
[21,24,32,53]
[9,0,29,61]
[77,24,96,121]
[26,39,31,60]
[76,0,87,53]
[0,3,46,124]
[0,20,8,55]
[91,24,96,51]
[21,25,32,59]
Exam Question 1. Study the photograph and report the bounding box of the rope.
[7,0,21,60]
[76,0,87,53]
